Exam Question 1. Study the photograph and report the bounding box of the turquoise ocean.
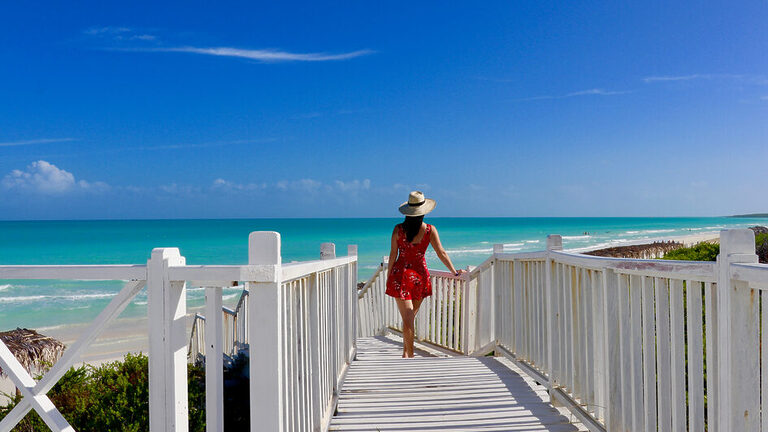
[1,217,767,330]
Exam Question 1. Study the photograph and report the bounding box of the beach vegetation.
[662,242,720,261]
[661,232,768,263]
[0,353,217,431]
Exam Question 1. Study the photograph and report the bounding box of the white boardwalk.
[330,335,585,431]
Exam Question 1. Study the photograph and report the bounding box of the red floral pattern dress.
[385,224,433,301]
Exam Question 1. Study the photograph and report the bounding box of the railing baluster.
[669,279,686,431]
[583,269,595,411]
[604,268,622,431]
[686,279,705,432]
[593,270,606,423]
[641,276,657,432]
[761,289,768,432]
[204,285,224,432]
[656,277,672,432]
[629,274,643,431]
[453,278,461,350]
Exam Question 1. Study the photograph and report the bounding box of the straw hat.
[398,191,436,216]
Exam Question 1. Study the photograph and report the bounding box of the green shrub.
[662,242,720,261]
[756,233,768,264]
[0,353,208,431]
[662,233,768,263]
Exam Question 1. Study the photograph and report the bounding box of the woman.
[385,191,464,358]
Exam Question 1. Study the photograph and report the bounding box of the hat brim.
[398,199,436,216]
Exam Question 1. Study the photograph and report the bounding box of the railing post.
[717,229,758,431]
[147,248,189,432]
[248,232,283,432]
[204,285,224,432]
[545,235,562,389]
[321,243,336,260]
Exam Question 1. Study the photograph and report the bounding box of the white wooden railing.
[357,228,768,432]
[0,231,358,432]
[188,288,249,365]
[357,260,469,353]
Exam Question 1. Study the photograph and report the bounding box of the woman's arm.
[429,226,464,276]
[386,226,398,278]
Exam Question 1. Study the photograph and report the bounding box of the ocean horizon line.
[1,214,765,223]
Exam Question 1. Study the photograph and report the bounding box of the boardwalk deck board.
[330,336,585,431]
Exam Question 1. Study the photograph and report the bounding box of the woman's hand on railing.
[454,269,466,277]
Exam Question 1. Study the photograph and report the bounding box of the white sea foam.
[568,239,630,252]
[0,295,46,303]
[443,248,494,254]
[37,324,65,332]
[0,284,11,291]
[524,240,540,243]
[562,235,591,240]
[61,293,115,301]
[504,243,523,247]
[0,293,116,304]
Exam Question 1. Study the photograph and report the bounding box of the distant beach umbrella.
[0,328,66,378]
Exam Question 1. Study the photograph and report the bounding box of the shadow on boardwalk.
[330,335,585,431]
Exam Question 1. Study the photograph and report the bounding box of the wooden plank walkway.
[330,335,586,431]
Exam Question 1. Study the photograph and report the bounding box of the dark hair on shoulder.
[402,215,424,243]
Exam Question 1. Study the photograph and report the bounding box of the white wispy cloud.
[273,178,374,196]
[144,46,374,63]
[0,138,76,147]
[643,73,737,83]
[566,89,629,97]
[513,88,630,102]
[334,179,371,192]
[211,178,265,192]
[84,25,372,63]
[1,161,108,194]
[84,26,132,36]
[108,138,278,153]
[84,26,156,42]
[643,73,768,84]
[276,178,328,193]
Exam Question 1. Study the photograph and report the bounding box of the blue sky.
[1,1,766,219]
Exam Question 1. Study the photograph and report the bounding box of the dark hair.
[402,215,424,242]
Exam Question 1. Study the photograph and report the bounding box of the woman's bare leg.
[395,299,415,358]
[408,298,424,357]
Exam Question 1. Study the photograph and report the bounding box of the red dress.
[385,224,433,301]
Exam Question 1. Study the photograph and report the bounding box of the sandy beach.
[569,231,720,253]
